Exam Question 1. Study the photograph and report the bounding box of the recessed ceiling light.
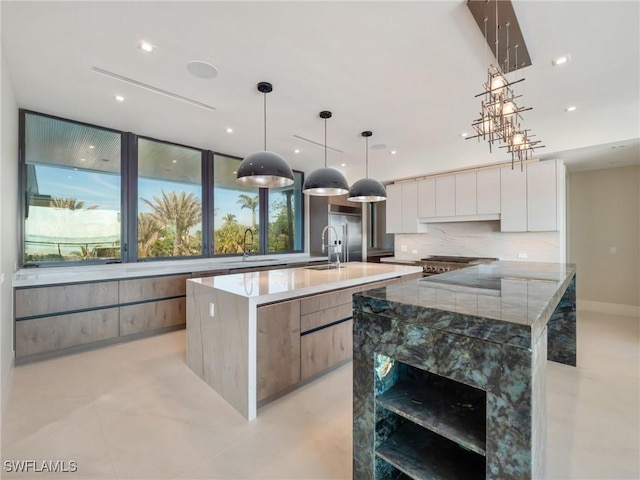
[80,158,86,162]
[226,127,233,134]
[232,170,237,174]
[115,95,125,102]
[390,150,397,155]
[186,60,218,79]
[552,55,570,66]
[565,105,578,112]
[88,145,95,149]
[139,41,155,53]
[460,132,468,137]
[341,163,346,167]
[172,159,177,164]
[294,149,300,154]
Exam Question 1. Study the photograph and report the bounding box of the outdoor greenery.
[268,191,295,252]
[26,190,298,262]
[50,197,98,210]
[138,191,202,257]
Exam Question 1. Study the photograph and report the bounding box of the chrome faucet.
[242,228,254,262]
[321,225,340,268]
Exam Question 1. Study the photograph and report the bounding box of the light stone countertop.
[13,254,328,287]
[190,262,424,305]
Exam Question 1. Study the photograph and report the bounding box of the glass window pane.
[137,138,202,258]
[213,155,259,255]
[268,171,304,253]
[24,113,122,263]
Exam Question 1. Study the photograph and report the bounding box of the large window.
[268,171,304,252]
[137,138,203,259]
[20,111,304,266]
[213,155,260,255]
[23,113,122,264]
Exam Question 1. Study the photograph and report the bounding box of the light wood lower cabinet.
[15,308,119,357]
[301,320,353,381]
[119,274,191,303]
[257,300,301,402]
[119,298,186,336]
[15,281,119,319]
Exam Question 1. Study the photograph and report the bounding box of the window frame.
[19,109,126,267]
[18,109,305,267]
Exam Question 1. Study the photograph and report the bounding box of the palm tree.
[50,197,98,210]
[236,194,259,228]
[222,213,237,225]
[141,191,202,256]
[137,212,161,257]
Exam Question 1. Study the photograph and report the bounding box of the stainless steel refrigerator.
[328,210,362,262]
[309,197,362,262]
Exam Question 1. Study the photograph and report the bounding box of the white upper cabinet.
[401,181,420,232]
[385,181,425,234]
[476,169,501,214]
[417,178,436,218]
[527,160,558,231]
[500,159,562,232]
[435,176,455,217]
[385,183,403,233]
[455,172,477,216]
[500,165,528,232]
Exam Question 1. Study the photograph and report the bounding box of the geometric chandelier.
[466,0,544,170]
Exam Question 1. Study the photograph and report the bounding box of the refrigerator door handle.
[344,222,349,263]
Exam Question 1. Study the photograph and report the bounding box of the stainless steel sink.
[306,264,347,271]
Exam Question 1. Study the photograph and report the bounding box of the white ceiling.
[2,1,639,182]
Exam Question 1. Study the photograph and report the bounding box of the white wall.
[1,40,19,417]
[394,221,563,263]
[569,165,639,314]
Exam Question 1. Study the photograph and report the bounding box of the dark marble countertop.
[354,261,576,350]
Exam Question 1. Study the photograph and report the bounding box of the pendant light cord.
[365,135,369,179]
[263,92,267,151]
[324,117,327,168]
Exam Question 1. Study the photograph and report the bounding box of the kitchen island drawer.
[301,319,353,381]
[300,286,360,314]
[301,302,352,333]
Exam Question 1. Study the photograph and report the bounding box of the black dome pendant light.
[236,82,294,188]
[348,131,387,202]
[302,111,349,196]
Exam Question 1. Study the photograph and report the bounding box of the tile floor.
[1,309,638,479]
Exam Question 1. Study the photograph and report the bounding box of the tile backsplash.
[394,221,563,263]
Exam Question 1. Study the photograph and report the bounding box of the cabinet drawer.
[15,307,119,357]
[15,281,119,319]
[301,303,352,333]
[119,274,191,303]
[119,297,186,336]
[257,300,301,402]
[300,287,359,315]
[301,319,353,380]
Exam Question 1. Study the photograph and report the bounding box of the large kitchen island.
[186,261,422,420]
[353,261,576,479]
